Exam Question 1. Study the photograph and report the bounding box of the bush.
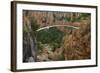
[36,27,65,49]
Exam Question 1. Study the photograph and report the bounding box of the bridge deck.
[36,25,80,32]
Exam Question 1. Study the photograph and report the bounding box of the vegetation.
[23,10,91,62]
[37,27,65,46]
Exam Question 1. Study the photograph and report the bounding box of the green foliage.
[72,17,81,22]
[64,17,71,22]
[30,19,40,31]
[23,24,29,33]
[37,42,44,50]
[36,27,65,49]
[80,13,91,20]
[64,13,90,22]
[80,13,90,17]
[23,18,40,34]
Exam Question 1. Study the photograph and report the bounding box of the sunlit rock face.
[63,22,91,60]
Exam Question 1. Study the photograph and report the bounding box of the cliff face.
[63,21,91,60]
[23,10,82,27]
[23,10,91,62]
